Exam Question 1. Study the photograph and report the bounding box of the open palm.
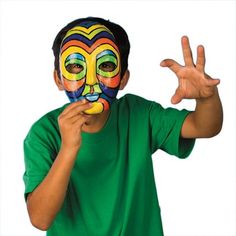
[160,36,220,104]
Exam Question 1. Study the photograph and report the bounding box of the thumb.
[171,89,183,104]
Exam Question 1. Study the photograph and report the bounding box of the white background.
[0,0,235,235]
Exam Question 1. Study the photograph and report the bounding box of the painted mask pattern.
[60,21,121,114]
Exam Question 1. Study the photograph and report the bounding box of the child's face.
[59,21,121,114]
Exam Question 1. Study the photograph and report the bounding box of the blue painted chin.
[85,93,100,102]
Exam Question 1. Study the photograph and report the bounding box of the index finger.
[61,99,89,116]
[181,36,194,66]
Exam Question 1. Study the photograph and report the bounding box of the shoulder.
[32,104,66,129]
[25,104,68,141]
[117,93,159,108]
[116,93,191,119]
[118,93,152,104]
[116,93,163,113]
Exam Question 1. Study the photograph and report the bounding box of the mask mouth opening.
[85,93,99,102]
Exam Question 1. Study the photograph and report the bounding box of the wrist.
[59,143,80,160]
[196,87,219,104]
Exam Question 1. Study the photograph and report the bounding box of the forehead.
[60,21,118,52]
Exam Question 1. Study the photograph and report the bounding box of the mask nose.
[86,63,97,86]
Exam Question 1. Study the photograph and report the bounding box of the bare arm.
[181,88,223,138]
[161,36,223,138]
[27,100,92,231]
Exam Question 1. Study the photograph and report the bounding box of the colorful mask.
[60,21,121,114]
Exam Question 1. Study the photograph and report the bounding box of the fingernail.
[160,60,165,66]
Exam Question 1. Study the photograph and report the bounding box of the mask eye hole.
[65,53,85,75]
[99,62,116,72]
[66,63,84,74]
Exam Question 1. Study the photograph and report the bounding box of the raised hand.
[160,36,220,104]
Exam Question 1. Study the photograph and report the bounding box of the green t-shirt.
[23,94,195,236]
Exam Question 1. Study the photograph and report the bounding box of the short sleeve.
[149,102,195,158]
[23,140,53,201]
[23,116,60,201]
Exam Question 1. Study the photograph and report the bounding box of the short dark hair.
[52,16,130,78]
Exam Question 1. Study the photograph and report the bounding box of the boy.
[23,17,223,236]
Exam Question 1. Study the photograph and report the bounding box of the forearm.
[27,146,78,231]
[182,88,223,138]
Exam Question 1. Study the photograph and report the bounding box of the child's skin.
[26,36,223,230]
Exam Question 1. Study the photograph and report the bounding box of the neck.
[82,110,110,133]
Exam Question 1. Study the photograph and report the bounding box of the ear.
[119,70,130,90]
[53,70,64,91]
